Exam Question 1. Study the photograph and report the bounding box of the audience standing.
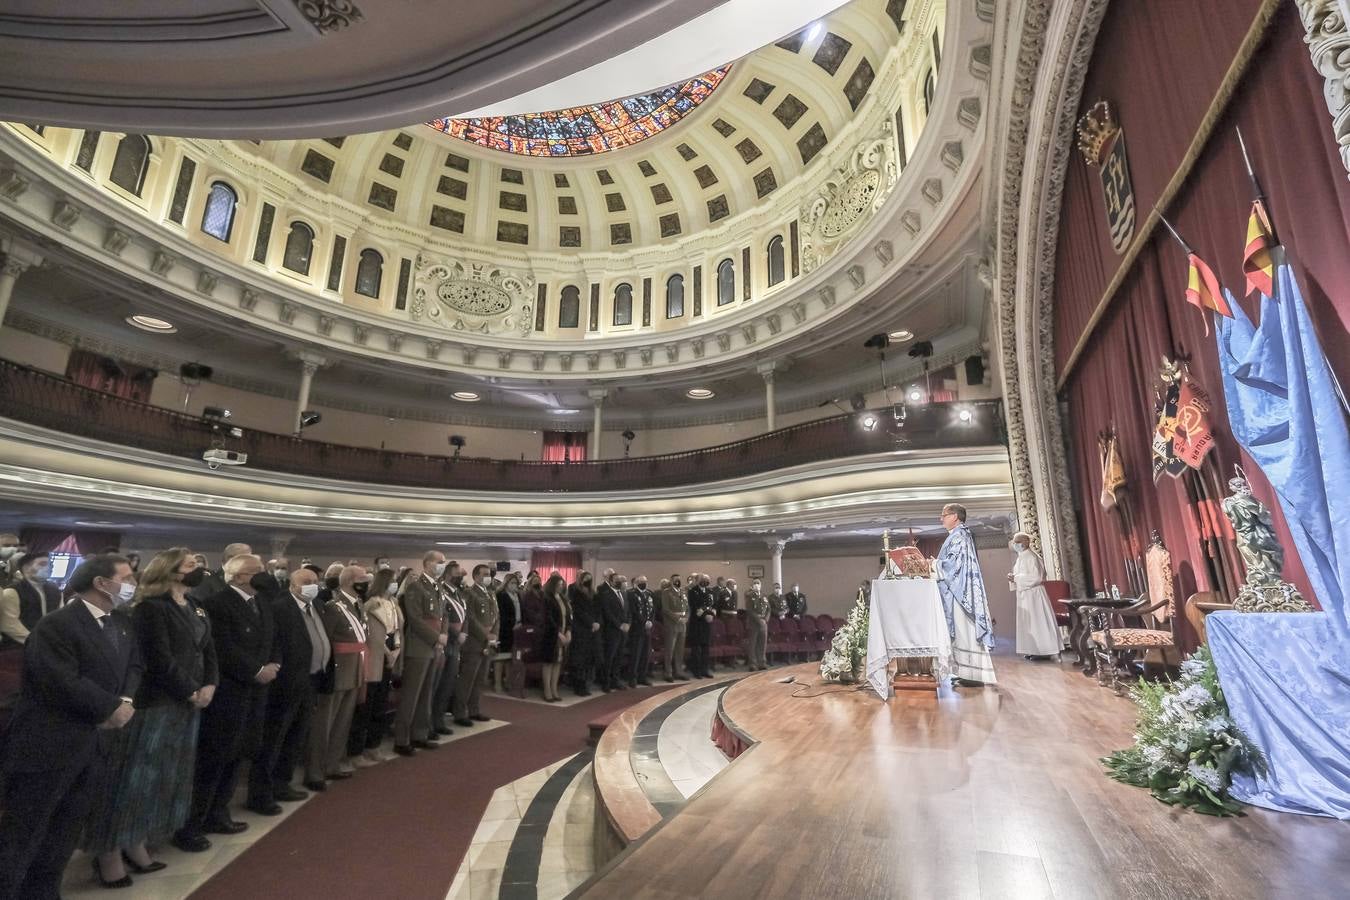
[659,576,689,682]
[624,576,655,688]
[350,568,402,764]
[567,572,599,696]
[686,574,714,678]
[746,580,769,671]
[453,564,499,727]
[394,552,448,755]
[539,574,570,702]
[597,570,628,692]
[308,566,368,783]
[494,573,522,693]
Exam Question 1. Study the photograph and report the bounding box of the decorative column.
[0,243,43,331]
[757,361,778,432]
[588,388,608,460]
[292,350,328,434]
[768,539,787,588]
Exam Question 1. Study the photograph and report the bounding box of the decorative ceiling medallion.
[413,257,535,337]
[799,126,899,272]
[427,67,730,157]
[295,0,364,35]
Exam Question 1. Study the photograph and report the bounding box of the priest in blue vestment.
[934,503,997,684]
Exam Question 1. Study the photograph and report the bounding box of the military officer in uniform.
[686,574,714,678]
[659,576,689,682]
[746,580,770,670]
[769,582,787,619]
[714,577,738,618]
[786,583,808,619]
[393,552,448,755]
[624,576,655,687]
[452,564,499,727]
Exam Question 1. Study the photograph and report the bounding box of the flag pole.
[1236,127,1279,246]
[1158,215,1193,255]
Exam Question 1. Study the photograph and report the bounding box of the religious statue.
[1222,467,1313,613]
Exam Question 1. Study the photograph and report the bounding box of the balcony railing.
[0,360,1005,492]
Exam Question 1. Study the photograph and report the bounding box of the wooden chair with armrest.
[1086,533,1181,692]
[1183,591,1235,644]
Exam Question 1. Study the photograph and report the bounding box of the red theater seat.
[1043,580,1072,628]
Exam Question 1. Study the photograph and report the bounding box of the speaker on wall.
[496,561,511,572]
[964,354,985,385]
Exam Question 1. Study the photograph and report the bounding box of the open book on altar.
[882,546,934,579]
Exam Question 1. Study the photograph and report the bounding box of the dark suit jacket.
[496,590,520,651]
[132,594,218,707]
[2,600,142,774]
[201,586,277,690]
[15,579,62,632]
[625,588,655,630]
[187,569,227,605]
[269,593,321,700]
[786,592,808,616]
[687,586,713,641]
[598,584,626,636]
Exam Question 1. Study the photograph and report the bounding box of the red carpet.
[190,686,681,900]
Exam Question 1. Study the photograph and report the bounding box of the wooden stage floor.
[576,654,1349,899]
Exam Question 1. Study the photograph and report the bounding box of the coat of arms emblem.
[1077,100,1136,254]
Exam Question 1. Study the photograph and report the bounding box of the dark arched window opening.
[665,274,685,319]
[200,182,238,242]
[716,258,736,306]
[355,248,383,297]
[282,221,315,274]
[109,134,151,196]
[559,285,581,328]
[923,69,936,116]
[613,283,633,326]
[767,236,786,287]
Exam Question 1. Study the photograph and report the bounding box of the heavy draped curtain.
[65,348,156,402]
[541,431,586,462]
[530,550,582,585]
[1053,2,1348,647]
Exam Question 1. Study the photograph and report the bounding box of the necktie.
[303,601,329,673]
[100,616,120,654]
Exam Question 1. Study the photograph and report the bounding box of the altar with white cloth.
[865,577,952,698]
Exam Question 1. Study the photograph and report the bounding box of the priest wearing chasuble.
[934,503,997,685]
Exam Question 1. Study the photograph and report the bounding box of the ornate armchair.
[1183,591,1235,644]
[1086,533,1180,692]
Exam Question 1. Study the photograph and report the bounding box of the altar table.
[865,577,952,698]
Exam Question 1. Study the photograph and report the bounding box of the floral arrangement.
[820,585,869,683]
[1102,646,1265,816]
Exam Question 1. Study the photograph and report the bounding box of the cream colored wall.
[0,328,70,375]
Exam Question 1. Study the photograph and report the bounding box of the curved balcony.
[0,360,1004,493]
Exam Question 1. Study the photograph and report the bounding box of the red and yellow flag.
[1243,199,1275,299]
[1184,252,1232,335]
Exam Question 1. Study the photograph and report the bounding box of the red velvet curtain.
[65,348,157,402]
[1054,3,1347,646]
[530,550,582,585]
[19,528,122,557]
[541,431,586,462]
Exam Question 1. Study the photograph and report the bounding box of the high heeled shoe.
[93,857,132,889]
[121,850,167,874]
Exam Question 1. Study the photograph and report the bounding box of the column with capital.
[0,243,43,332]
[768,539,787,589]
[291,351,328,435]
[588,388,608,460]
[757,361,778,432]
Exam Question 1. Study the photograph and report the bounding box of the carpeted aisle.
[189,684,681,900]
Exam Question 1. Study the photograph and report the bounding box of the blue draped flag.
[935,524,994,648]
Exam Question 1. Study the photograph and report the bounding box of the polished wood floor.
[577,655,1349,899]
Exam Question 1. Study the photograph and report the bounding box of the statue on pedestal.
[1222,467,1313,613]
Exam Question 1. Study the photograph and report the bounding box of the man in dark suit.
[786,584,808,619]
[187,541,252,603]
[597,570,629,691]
[0,555,141,900]
[175,554,278,851]
[624,576,655,687]
[686,574,715,678]
[247,567,329,814]
[12,552,62,635]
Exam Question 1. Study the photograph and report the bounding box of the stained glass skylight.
[428,67,730,157]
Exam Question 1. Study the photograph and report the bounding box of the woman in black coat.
[566,571,598,696]
[538,574,570,702]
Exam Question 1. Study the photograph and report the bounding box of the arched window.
[200,182,237,242]
[767,235,786,287]
[282,221,315,275]
[716,258,736,306]
[665,274,685,319]
[109,134,151,196]
[613,283,633,326]
[559,285,581,328]
[923,69,936,116]
[355,248,383,298]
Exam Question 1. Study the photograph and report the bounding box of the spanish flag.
[1184,251,1231,335]
[1243,199,1276,299]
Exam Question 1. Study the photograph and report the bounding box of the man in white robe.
[1009,531,1061,658]
[934,503,997,685]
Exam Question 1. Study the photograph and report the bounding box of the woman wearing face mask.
[1008,532,1061,659]
[567,571,599,696]
[539,574,571,702]
[349,569,403,764]
[494,573,522,693]
[81,548,219,886]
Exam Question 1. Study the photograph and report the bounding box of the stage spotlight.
[860,413,878,431]
[202,406,232,420]
[957,408,973,423]
[849,393,867,411]
[621,429,636,458]
[907,387,924,403]
[449,434,466,459]
[299,410,322,429]
[862,333,890,350]
[907,340,934,359]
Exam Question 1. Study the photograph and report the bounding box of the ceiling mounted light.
[860,413,878,431]
[75,520,132,528]
[957,408,973,423]
[451,391,481,402]
[806,21,825,42]
[888,329,913,342]
[686,388,715,400]
[550,408,580,415]
[907,388,924,403]
[685,541,716,546]
[126,314,177,333]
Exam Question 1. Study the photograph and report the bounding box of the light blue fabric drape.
[1206,612,1350,819]
[935,524,993,648]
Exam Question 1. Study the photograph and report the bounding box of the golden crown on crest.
[1076,100,1120,167]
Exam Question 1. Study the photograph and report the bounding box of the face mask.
[249,572,273,593]
[582,576,592,585]
[31,565,51,582]
[673,580,681,588]
[378,562,392,572]
[181,568,206,588]
[325,576,340,590]
[103,579,136,608]
[353,582,369,598]
[753,582,762,591]
[386,583,398,596]
[792,586,800,593]
[637,582,647,590]
[273,568,288,579]
[0,546,15,559]
[299,583,320,601]
[478,575,492,587]
[432,562,447,577]
[1012,542,1026,553]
